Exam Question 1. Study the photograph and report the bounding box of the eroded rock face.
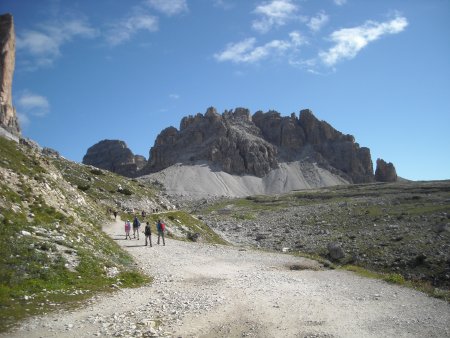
[145,106,374,182]
[82,140,146,178]
[87,107,388,183]
[0,13,20,136]
[146,107,278,177]
[375,158,398,182]
[253,108,374,183]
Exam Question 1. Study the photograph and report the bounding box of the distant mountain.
[82,139,146,178]
[141,107,396,184]
[83,107,397,193]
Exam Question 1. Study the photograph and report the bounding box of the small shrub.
[90,168,104,176]
[384,273,405,285]
[118,188,132,196]
[77,184,90,192]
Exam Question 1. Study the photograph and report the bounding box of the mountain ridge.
[83,106,397,192]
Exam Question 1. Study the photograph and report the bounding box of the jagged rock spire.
[0,13,20,136]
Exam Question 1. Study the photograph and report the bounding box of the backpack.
[145,224,151,235]
[160,223,165,232]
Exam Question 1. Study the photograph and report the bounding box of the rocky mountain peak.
[84,106,397,184]
[82,139,146,178]
[0,13,20,136]
[141,106,381,183]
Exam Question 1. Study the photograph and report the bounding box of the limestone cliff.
[0,13,20,136]
[144,107,375,183]
[145,107,278,177]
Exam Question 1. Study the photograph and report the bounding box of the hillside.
[195,181,450,291]
[0,137,219,331]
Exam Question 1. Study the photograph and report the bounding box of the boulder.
[327,242,345,261]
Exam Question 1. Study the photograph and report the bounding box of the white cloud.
[145,0,188,16]
[213,0,234,10]
[106,14,158,46]
[307,11,329,32]
[16,91,50,117]
[16,112,30,128]
[333,0,347,5]
[252,0,299,33]
[319,15,408,67]
[16,18,97,68]
[169,94,180,100]
[214,31,306,63]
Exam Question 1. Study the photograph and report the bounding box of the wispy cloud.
[213,0,235,10]
[307,11,329,32]
[16,91,50,117]
[252,0,299,34]
[214,31,306,64]
[333,0,347,6]
[106,13,158,46]
[319,15,408,67]
[16,112,30,129]
[145,0,188,16]
[169,94,180,100]
[16,17,97,68]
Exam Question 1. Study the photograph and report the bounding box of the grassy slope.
[0,138,154,331]
[0,137,230,331]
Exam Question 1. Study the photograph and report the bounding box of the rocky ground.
[2,218,450,338]
[193,181,450,290]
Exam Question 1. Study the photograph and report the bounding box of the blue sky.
[2,0,449,180]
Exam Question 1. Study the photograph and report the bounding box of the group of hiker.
[123,213,166,246]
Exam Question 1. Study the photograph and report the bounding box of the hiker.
[141,210,146,219]
[124,220,131,240]
[113,211,118,220]
[157,219,165,246]
[144,221,152,247]
[133,216,141,240]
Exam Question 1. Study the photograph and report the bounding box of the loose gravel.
[2,220,449,338]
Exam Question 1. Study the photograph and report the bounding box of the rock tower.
[0,13,20,136]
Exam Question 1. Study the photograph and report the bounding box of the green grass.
[0,137,46,176]
[343,265,450,302]
[142,211,228,245]
[0,139,153,332]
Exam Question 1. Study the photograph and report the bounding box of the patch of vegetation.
[0,138,46,176]
[384,273,405,285]
[149,211,228,245]
[117,271,152,288]
[342,265,450,301]
[77,184,91,191]
[118,188,133,196]
[90,168,104,176]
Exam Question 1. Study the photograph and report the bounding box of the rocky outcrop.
[145,107,375,182]
[82,140,146,177]
[145,107,278,177]
[375,158,397,182]
[0,13,20,136]
[253,109,374,183]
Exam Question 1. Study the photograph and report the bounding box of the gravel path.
[3,220,450,338]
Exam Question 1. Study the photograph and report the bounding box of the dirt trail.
[3,220,450,337]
